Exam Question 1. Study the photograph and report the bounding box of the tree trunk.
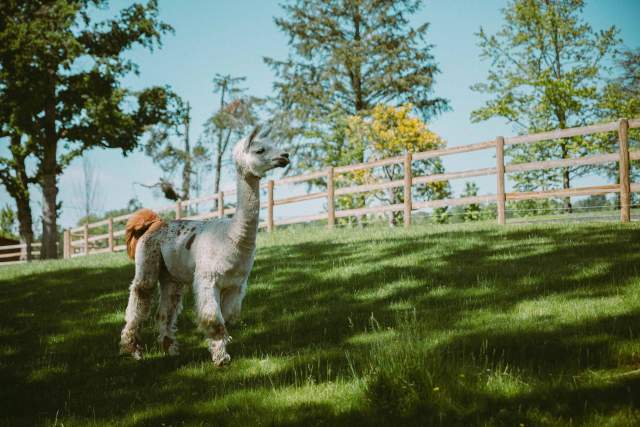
[16,196,34,261]
[213,84,228,212]
[386,188,398,227]
[350,4,365,113]
[550,13,572,215]
[560,141,572,214]
[213,151,223,210]
[41,81,59,259]
[9,134,34,260]
[181,103,191,203]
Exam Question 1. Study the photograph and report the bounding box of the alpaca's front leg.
[222,285,246,326]
[194,273,230,366]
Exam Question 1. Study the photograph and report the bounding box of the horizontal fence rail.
[0,242,42,265]
[39,117,638,259]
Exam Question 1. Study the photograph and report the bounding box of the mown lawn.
[1,222,639,426]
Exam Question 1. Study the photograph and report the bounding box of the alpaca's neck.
[228,171,260,249]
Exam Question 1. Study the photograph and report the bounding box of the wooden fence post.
[83,223,89,256]
[175,201,182,220]
[267,180,274,232]
[327,166,335,229]
[404,151,413,228]
[108,217,114,252]
[218,191,224,218]
[619,118,631,223]
[496,136,506,225]
[66,230,72,258]
[63,229,69,259]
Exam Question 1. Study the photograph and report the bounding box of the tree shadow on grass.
[0,224,639,426]
[244,224,638,347]
[372,311,640,427]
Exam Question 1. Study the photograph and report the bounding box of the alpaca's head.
[233,125,289,178]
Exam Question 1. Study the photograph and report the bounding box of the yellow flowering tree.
[344,104,451,225]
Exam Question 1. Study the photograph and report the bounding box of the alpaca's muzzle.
[273,153,290,167]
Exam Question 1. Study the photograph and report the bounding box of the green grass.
[1,222,639,426]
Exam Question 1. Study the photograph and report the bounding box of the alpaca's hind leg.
[156,273,184,356]
[194,273,230,366]
[120,243,161,359]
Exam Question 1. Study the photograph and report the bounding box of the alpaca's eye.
[255,148,265,154]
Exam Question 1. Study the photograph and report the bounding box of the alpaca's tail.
[125,209,165,260]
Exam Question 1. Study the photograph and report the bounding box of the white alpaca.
[120,126,289,365]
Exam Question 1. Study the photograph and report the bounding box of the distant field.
[1,222,639,426]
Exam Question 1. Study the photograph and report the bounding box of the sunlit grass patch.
[354,277,424,301]
[28,364,68,383]
[96,310,125,326]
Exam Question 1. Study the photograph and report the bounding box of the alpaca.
[120,125,289,365]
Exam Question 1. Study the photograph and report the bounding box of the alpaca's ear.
[246,125,261,150]
[259,126,272,138]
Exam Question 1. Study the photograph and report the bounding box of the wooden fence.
[0,242,42,265]
[58,118,638,258]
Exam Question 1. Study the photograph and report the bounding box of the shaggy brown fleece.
[125,209,164,260]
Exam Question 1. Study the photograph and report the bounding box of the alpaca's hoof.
[120,342,143,360]
[212,351,231,367]
[131,348,143,360]
[121,328,143,359]
[166,344,180,357]
[161,336,179,356]
[208,335,231,366]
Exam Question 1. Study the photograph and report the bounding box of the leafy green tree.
[573,194,613,212]
[265,0,448,173]
[344,104,451,226]
[470,0,620,213]
[0,204,16,237]
[0,134,36,259]
[0,0,173,258]
[600,48,640,125]
[462,182,481,222]
[507,198,561,218]
[597,48,640,200]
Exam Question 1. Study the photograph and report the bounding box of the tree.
[141,126,210,213]
[344,103,451,225]
[573,194,612,212]
[73,156,102,221]
[597,48,640,200]
[0,0,173,258]
[202,75,261,208]
[144,95,195,201]
[265,0,449,173]
[188,142,212,202]
[0,134,36,259]
[470,0,620,212]
[462,182,481,222]
[0,204,16,237]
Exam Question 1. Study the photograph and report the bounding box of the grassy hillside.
[1,222,639,426]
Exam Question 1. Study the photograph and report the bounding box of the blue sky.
[2,0,639,230]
